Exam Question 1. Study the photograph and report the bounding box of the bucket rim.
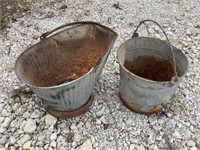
[117,37,189,84]
[40,21,118,40]
[15,21,118,68]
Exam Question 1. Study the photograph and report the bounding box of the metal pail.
[117,20,188,115]
[15,21,117,119]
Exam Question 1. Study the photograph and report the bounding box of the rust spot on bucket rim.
[119,93,166,115]
[46,94,94,119]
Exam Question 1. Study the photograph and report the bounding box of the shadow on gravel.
[0,0,31,30]
[11,86,33,100]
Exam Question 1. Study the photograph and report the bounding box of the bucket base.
[119,93,165,115]
[46,94,94,119]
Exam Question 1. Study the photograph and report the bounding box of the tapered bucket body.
[117,37,188,114]
[15,21,117,118]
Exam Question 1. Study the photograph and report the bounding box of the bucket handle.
[132,19,178,81]
[40,21,114,40]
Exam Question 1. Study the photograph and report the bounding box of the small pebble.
[2,117,13,128]
[23,140,32,149]
[77,139,92,150]
[190,147,198,150]
[187,140,196,147]
[10,136,16,144]
[24,119,36,133]
[50,132,57,141]
[45,114,57,126]
[137,145,146,150]
[181,41,189,48]
[50,141,57,148]
[17,134,31,146]
[96,106,105,117]
[74,133,81,142]
[0,135,9,145]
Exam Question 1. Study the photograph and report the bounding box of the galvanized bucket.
[117,20,188,115]
[15,21,117,119]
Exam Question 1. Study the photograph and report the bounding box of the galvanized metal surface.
[119,93,165,115]
[15,22,117,118]
[46,94,94,119]
[117,37,188,114]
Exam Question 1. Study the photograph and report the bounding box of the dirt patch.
[124,56,179,81]
[0,0,31,30]
[66,132,74,143]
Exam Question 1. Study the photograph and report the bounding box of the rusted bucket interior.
[124,56,179,82]
[16,24,115,87]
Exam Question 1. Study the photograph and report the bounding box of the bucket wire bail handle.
[132,19,178,82]
[40,21,112,40]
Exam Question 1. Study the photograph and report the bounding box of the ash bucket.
[117,20,188,115]
[15,21,117,119]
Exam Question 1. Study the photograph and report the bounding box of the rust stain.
[18,24,112,87]
[119,93,165,115]
[46,94,94,119]
[124,56,179,82]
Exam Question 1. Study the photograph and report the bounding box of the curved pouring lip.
[15,21,118,90]
[117,37,189,85]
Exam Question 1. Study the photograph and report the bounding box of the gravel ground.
[0,0,200,150]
